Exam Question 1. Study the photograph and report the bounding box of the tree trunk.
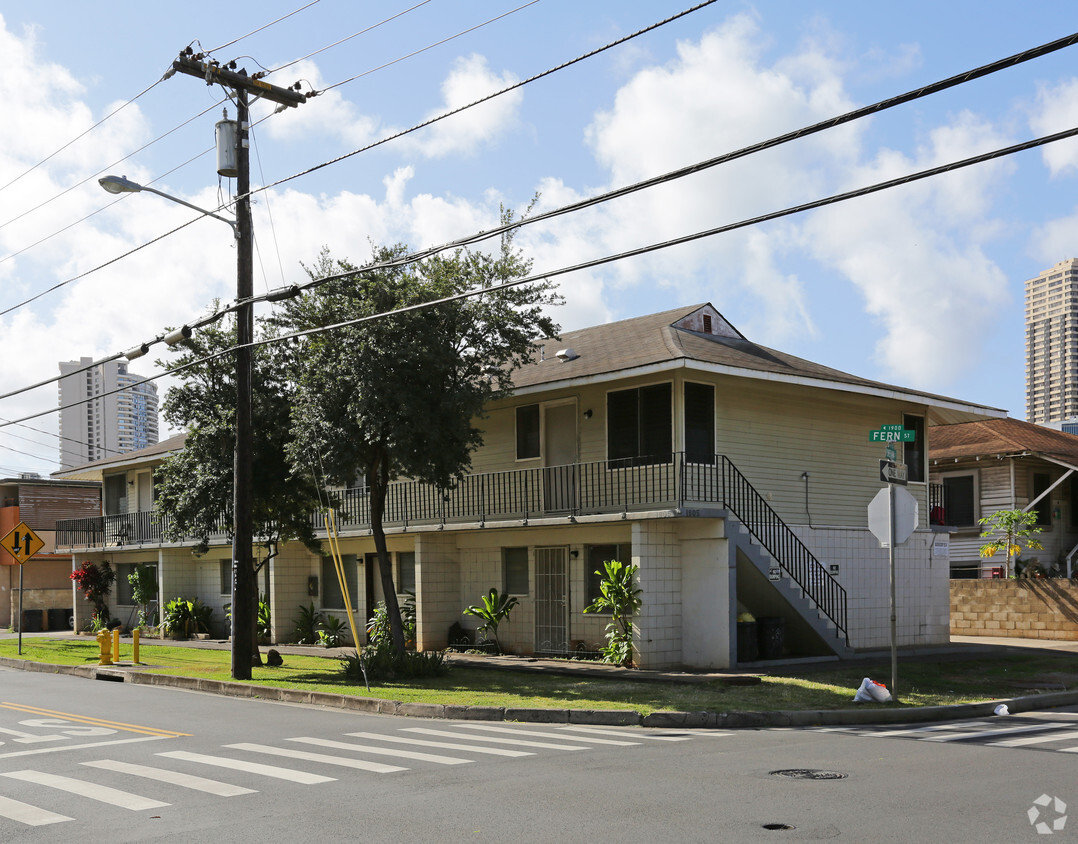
[370,452,406,656]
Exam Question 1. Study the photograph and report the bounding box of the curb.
[2,655,1076,729]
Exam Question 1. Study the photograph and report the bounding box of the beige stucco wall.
[951,580,1078,640]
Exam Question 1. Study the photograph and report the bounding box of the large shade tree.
[154,314,323,676]
[275,218,560,654]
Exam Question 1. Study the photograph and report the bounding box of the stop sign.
[868,486,918,547]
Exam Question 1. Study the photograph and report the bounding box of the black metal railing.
[928,482,949,525]
[718,456,848,644]
[55,452,846,642]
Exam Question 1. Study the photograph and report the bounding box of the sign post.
[1,522,45,656]
[868,424,919,702]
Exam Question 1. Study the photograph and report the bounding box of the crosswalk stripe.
[81,759,257,796]
[988,729,1078,748]
[556,726,699,741]
[402,728,589,751]
[0,770,169,811]
[453,724,640,746]
[858,721,995,738]
[0,795,71,826]
[157,750,336,784]
[920,722,1070,743]
[345,732,532,757]
[225,743,407,774]
[287,737,472,765]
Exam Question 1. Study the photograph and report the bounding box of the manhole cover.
[762,822,795,830]
[769,769,848,780]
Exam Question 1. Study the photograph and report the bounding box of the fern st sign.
[869,424,916,443]
[1,522,44,565]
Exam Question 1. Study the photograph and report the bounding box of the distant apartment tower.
[1026,258,1078,425]
[58,357,159,469]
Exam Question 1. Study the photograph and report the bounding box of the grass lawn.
[0,638,1074,715]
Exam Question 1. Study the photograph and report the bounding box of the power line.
[0,0,714,318]
[265,0,433,75]
[205,0,323,54]
[3,120,1077,429]
[313,0,540,94]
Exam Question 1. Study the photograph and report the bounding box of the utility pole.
[172,50,306,681]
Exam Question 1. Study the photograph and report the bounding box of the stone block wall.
[950,580,1078,640]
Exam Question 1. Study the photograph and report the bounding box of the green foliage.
[162,597,213,638]
[318,614,348,648]
[274,219,560,656]
[70,561,115,621]
[128,564,158,628]
[584,560,642,666]
[366,592,418,650]
[258,594,272,640]
[979,509,1045,578]
[339,645,447,684]
[293,603,324,644]
[463,587,519,653]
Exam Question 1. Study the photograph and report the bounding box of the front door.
[543,403,578,513]
[534,546,569,654]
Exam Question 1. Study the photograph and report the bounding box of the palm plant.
[463,587,519,653]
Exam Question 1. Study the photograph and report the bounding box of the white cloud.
[1029,77,1078,176]
[397,54,522,158]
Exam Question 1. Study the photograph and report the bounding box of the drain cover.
[769,768,848,780]
[762,823,795,830]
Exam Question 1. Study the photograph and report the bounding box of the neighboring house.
[54,304,1003,668]
[0,476,101,630]
[929,417,1078,578]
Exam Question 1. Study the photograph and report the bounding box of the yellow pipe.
[111,628,120,663]
[132,628,140,664]
[324,509,362,652]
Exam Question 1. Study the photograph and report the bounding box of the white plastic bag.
[853,677,892,703]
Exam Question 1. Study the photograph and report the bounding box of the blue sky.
[2,1,1078,476]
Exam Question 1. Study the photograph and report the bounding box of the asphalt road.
[0,666,1075,842]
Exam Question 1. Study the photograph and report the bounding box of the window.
[685,382,715,464]
[104,474,126,515]
[516,404,540,459]
[220,560,232,596]
[321,554,359,610]
[586,544,631,607]
[902,414,925,483]
[1032,472,1052,526]
[398,552,416,594]
[503,547,529,595]
[607,384,671,465]
[116,563,137,606]
[942,472,977,527]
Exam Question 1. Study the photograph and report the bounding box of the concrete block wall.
[951,580,1078,640]
[792,526,950,649]
[415,533,461,651]
[268,542,321,644]
[633,520,682,669]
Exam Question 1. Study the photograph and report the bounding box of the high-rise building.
[1026,258,1078,425]
[58,357,159,469]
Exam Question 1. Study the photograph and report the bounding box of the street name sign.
[869,424,916,443]
[1,522,44,564]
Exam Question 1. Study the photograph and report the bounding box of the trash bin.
[757,616,785,660]
[736,621,758,663]
[21,610,42,633]
[47,608,68,631]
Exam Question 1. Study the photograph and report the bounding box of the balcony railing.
[56,452,847,643]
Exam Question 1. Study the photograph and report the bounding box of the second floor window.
[607,384,671,465]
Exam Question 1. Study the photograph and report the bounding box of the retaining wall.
[950,580,1078,640]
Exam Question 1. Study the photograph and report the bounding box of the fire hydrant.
[97,629,113,666]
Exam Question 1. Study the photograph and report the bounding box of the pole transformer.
[171,51,306,681]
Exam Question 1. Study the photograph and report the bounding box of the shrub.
[339,644,447,684]
[293,602,323,644]
[462,587,518,653]
[583,559,642,667]
[318,614,348,648]
[70,561,116,622]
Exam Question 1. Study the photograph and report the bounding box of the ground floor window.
[398,551,416,594]
[503,547,529,595]
[322,555,359,610]
[585,544,631,607]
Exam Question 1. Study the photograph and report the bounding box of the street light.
[98,175,238,239]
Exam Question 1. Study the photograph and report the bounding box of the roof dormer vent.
[555,348,579,362]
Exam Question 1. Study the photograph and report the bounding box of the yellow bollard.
[112,628,120,664]
[97,630,113,666]
[132,628,140,665]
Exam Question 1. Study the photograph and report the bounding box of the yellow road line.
[0,702,190,737]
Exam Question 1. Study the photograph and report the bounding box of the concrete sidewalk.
[0,630,1075,729]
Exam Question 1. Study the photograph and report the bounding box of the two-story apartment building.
[54,304,1003,668]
